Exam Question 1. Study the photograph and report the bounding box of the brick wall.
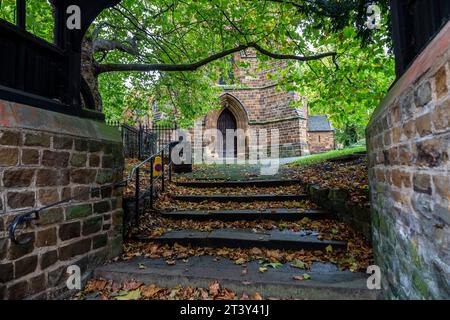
[308,132,335,154]
[0,101,124,300]
[366,22,450,299]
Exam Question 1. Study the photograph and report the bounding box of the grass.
[290,146,366,166]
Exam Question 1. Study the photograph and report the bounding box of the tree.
[1,0,393,131]
[85,0,391,126]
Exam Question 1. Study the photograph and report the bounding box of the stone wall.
[366,22,450,299]
[308,131,335,154]
[0,101,124,300]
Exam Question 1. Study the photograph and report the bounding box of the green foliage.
[92,0,394,130]
[0,0,395,134]
[291,146,367,167]
[26,0,54,43]
[289,24,395,145]
[0,0,16,24]
[0,0,54,42]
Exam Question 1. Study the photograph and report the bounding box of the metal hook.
[8,210,39,245]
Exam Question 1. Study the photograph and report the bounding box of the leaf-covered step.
[94,256,377,300]
[135,228,346,251]
[171,194,309,203]
[175,179,303,188]
[158,208,333,221]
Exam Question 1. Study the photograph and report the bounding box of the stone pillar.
[366,22,450,299]
[0,101,124,300]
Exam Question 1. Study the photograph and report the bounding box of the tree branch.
[97,43,336,74]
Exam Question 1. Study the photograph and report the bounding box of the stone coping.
[369,20,450,127]
[0,100,121,142]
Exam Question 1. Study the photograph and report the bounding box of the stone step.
[158,208,333,221]
[171,194,309,203]
[135,229,346,251]
[175,179,303,188]
[94,256,378,300]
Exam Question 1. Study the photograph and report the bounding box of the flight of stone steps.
[94,177,378,300]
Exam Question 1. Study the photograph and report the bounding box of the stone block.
[38,188,60,205]
[433,175,449,201]
[53,136,73,150]
[21,149,39,165]
[40,250,58,270]
[93,200,111,214]
[70,169,97,184]
[413,173,432,195]
[416,139,446,167]
[29,273,46,295]
[24,133,50,147]
[70,153,87,167]
[82,216,103,236]
[7,191,35,209]
[415,114,432,137]
[0,131,20,146]
[0,262,14,283]
[66,204,92,220]
[36,169,69,187]
[92,233,108,249]
[38,207,64,225]
[42,150,70,168]
[415,81,432,108]
[0,147,18,166]
[96,169,113,184]
[3,169,35,187]
[59,221,81,241]
[7,280,29,300]
[36,227,57,247]
[74,139,88,152]
[89,154,100,167]
[14,255,38,278]
[435,65,448,99]
[432,98,450,131]
[8,233,35,259]
[58,238,91,260]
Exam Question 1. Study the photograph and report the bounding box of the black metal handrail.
[129,141,177,227]
[8,141,178,245]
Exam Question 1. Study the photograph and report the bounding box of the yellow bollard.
[153,156,162,177]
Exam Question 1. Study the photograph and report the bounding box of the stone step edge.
[175,179,303,188]
[157,208,334,221]
[93,257,378,300]
[134,229,347,251]
[171,194,309,202]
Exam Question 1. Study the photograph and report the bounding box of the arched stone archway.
[204,93,249,158]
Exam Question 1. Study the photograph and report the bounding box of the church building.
[196,50,335,158]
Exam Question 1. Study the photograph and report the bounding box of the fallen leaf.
[209,282,220,296]
[259,267,267,273]
[251,293,263,300]
[114,289,141,300]
[141,285,162,298]
[290,259,306,269]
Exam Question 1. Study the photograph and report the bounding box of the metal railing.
[127,141,176,227]
[107,121,177,160]
[8,141,178,245]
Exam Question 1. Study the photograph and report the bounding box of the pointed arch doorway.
[217,108,237,157]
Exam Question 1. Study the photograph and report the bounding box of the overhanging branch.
[96,43,336,74]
